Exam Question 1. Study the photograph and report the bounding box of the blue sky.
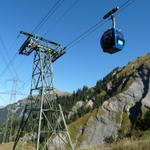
[0,0,149,106]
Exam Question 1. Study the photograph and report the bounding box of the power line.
[0,34,20,78]
[0,34,20,77]
[32,0,65,33]
[0,51,19,78]
[0,92,28,96]
[0,37,13,75]
[2,78,24,143]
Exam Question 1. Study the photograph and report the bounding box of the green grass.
[119,112,131,134]
[0,141,35,150]
[68,109,98,144]
[79,138,150,150]
[117,53,150,78]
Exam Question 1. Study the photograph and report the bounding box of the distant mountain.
[0,89,70,124]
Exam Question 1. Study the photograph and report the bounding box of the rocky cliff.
[68,53,150,149]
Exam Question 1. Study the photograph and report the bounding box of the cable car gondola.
[100,7,125,54]
[101,27,125,54]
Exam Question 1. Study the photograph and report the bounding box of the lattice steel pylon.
[3,79,18,143]
[12,31,74,150]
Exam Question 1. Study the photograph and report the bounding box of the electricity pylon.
[13,31,74,150]
[2,79,18,143]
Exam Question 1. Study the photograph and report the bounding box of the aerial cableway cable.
[45,0,80,35]
[65,20,108,50]
[32,0,65,33]
[64,0,137,50]
[0,0,137,78]
[0,1,65,77]
[119,0,137,10]
[115,0,138,16]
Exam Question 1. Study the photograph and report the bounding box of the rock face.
[69,54,150,149]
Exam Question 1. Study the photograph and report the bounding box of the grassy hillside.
[1,137,150,150]
[79,138,150,150]
[0,142,35,150]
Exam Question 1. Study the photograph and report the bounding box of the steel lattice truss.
[13,31,74,150]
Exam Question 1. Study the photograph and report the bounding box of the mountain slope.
[1,53,150,149]
[0,89,70,124]
[0,142,35,150]
[68,53,150,149]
